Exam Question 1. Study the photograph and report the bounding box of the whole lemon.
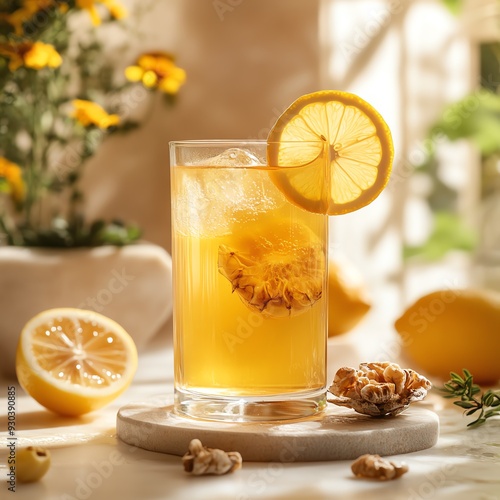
[328,256,371,337]
[394,289,500,384]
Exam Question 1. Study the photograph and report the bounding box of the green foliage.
[407,34,500,263]
[0,178,8,194]
[2,216,141,247]
[407,89,500,262]
[442,0,464,15]
[0,2,157,247]
[441,369,500,428]
[431,90,500,157]
[481,44,500,93]
[404,212,476,261]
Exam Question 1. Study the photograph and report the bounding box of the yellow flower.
[0,157,25,205]
[1,0,57,35]
[24,41,62,70]
[0,41,62,72]
[76,0,127,26]
[103,0,127,20]
[71,99,120,129]
[125,52,186,95]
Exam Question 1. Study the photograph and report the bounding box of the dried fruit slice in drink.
[267,90,394,215]
[218,221,325,318]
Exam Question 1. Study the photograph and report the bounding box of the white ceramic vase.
[0,242,173,379]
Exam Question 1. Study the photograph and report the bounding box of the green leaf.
[89,219,106,236]
[442,0,463,15]
[463,376,471,386]
[454,401,477,409]
[471,386,482,396]
[115,120,141,134]
[467,417,486,428]
[483,392,495,407]
[0,214,14,245]
[466,407,481,416]
[450,372,465,382]
[442,369,500,429]
[95,220,141,246]
[432,90,500,155]
[404,212,476,261]
[484,409,500,419]
[470,115,500,156]
[0,177,9,194]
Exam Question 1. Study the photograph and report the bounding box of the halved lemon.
[267,90,394,215]
[16,308,138,416]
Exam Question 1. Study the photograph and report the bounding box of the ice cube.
[202,148,262,167]
[174,148,285,237]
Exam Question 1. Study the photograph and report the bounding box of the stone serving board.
[116,398,439,462]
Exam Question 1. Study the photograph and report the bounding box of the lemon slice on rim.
[16,308,138,416]
[267,90,394,215]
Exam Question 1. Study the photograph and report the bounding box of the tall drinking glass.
[170,140,328,421]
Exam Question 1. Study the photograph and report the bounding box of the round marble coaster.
[116,398,439,462]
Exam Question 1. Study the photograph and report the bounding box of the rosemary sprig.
[441,369,500,428]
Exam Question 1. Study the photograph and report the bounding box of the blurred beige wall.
[82,0,321,252]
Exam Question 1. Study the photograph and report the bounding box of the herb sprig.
[441,369,500,428]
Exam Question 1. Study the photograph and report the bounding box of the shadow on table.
[0,409,96,430]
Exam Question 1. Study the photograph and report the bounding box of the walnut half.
[328,362,432,416]
[351,454,409,480]
[182,439,242,476]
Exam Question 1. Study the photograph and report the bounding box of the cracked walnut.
[328,362,432,416]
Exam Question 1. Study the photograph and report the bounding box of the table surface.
[1,320,499,500]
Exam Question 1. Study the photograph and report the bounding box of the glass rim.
[169,139,326,147]
[169,139,326,168]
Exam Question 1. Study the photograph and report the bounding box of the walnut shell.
[351,454,409,480]
[182,439,242,476]
[328,362,431,417]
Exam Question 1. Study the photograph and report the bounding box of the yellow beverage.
[169,91,394,421]
[170,143,328,420]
